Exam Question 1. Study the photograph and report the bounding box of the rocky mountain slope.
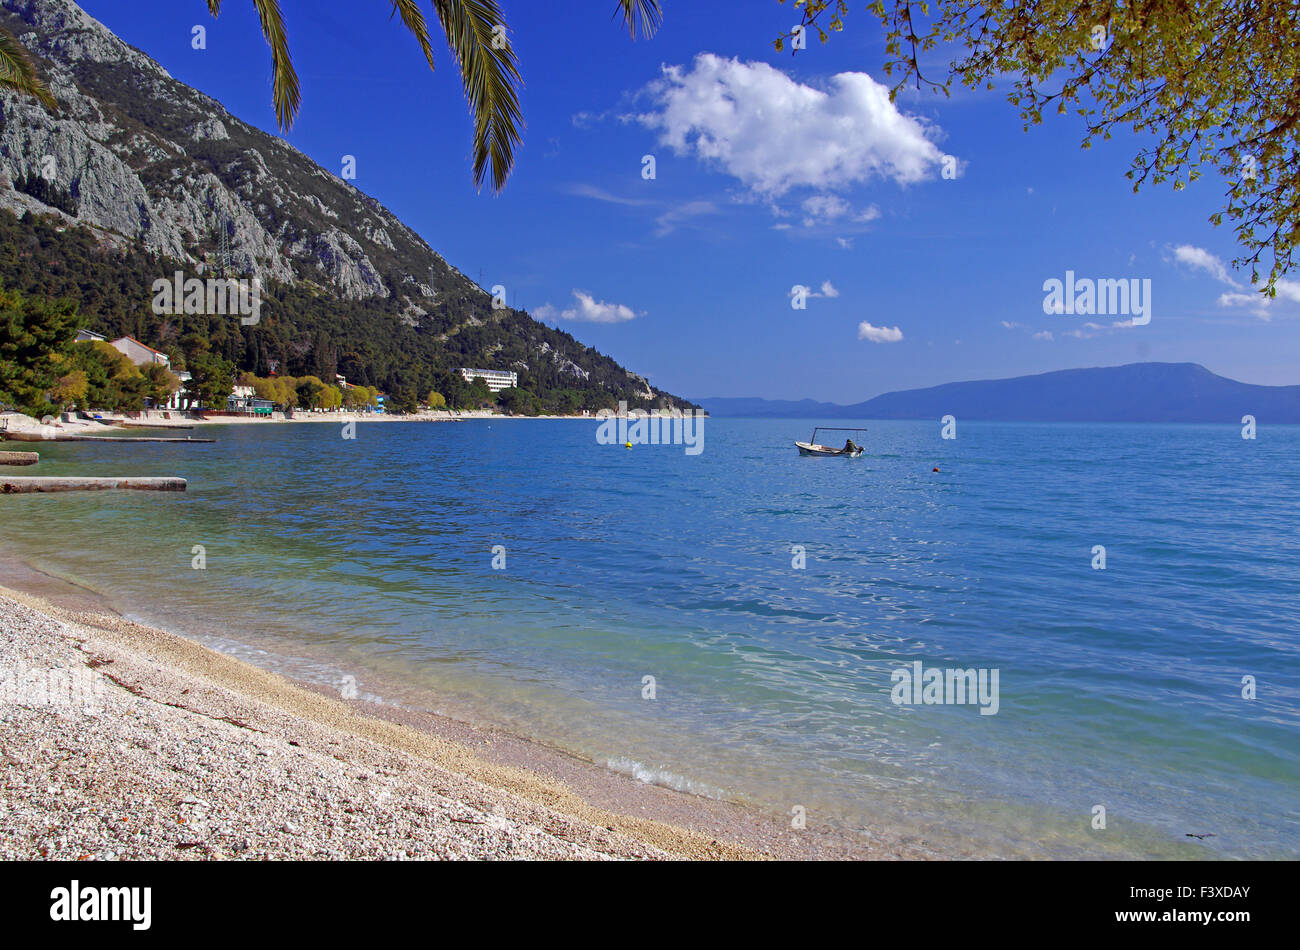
[0,0,680,409]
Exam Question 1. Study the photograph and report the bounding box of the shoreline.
[1,409,607,442]
[0,557,887,860]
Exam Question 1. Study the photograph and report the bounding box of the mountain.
[697,363,1300,423]
[0,0,689,411]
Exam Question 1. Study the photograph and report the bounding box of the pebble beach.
[0,574,887,861]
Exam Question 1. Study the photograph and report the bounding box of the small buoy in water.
[625,441,632,449]
[932,467,940,473]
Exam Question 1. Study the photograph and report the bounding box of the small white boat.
[795,427,866,457]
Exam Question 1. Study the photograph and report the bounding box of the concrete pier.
[0,477,187,493]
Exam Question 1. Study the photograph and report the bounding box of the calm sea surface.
[2,418,1297,858]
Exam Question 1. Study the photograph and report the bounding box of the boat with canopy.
[794,427,867,457]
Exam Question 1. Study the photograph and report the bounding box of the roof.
[112,336,167,357]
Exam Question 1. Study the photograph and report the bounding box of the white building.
[458,368,518,393]
[110,336,171,368]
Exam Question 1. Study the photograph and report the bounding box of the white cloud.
[636,53,947,209]
[836,237,853,249]
[654,200,718,236]
[790,280,839,301]
[858,322,903,343]
[1172,245,1240,287]
[567,183,654,206]
[536,290,640,324]
[798,196,880,229]
[1274,278,1300,303]
[1215,275,1300,319]
[1173,244,1300,319]
[802,194,850,221]
[1032,330,1054,341]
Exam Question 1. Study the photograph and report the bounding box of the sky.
[77,0,1300,402]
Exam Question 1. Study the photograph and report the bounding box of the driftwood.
[0,477,187,494]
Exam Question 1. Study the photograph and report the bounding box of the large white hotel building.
[457,368,519,393]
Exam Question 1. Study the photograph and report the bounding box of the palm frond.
[0,26,56,110]
[614,0,663,40]
[431,0,523,193]
[389,0,436,71]
[208,0,301,131]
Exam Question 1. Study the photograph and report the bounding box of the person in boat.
[842,438,860,454]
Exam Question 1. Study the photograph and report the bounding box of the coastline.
[0,409,605,442]
[0,557,886,861]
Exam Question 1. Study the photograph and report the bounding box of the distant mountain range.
[696,363,1300,423]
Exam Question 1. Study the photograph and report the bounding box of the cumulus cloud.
[1032,330,1054,341]
[535,290,640,324]
[635,54,947,221]
[858,322,903,343]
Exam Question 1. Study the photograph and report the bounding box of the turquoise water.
[2,418,1297,858]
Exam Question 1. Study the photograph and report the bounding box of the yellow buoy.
[625,442,632,449]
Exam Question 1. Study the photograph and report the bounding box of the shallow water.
[2,418,1296,858]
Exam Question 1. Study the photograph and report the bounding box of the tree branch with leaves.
[777,0,1300,293]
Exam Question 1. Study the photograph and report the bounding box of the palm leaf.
[614,0,663,40]
[389,0,436,71]
[209,1,663,192]
[430,0,523,193]
[208,0,301,131]
[0,26,56,110]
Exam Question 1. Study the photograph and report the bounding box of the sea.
[2,417,1297,858]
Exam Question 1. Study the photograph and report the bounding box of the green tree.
[204,0,662,191]
[141,362,181,408]
[496,386,538,415]
[467,375,491,405]
[778,0,1300,290]
[0,283,80,417]
[295,375,326,410]
[319,383,343,410]
[67,342,148,412]
[389,385,420,414]
[185,349,237,411]
[425,390,447,410]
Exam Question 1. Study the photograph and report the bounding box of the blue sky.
[79,0,1300,401]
